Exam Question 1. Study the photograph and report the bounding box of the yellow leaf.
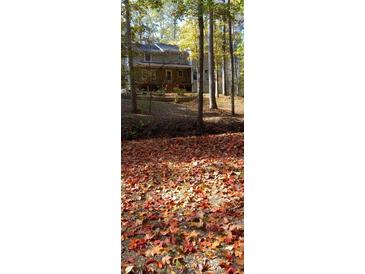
[125,265,134,273]
[205,251,216,259]
[144,233,154,240]
[187,230,199,238]
[211,241,220,248]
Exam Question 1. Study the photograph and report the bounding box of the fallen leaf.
[187,230,199,238]
[145,245,163,257]
[125,265,133,273]
[191,219,204,228]
[211,241,220,249]
[224,231,234,244]
[161,255,171,265]
[157,261,163,268]
[183,239,197,253]
[144,233,155,240]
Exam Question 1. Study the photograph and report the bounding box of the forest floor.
[121,95,244,140]
[121,133,244,274]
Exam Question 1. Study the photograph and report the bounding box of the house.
[129,43,193,92]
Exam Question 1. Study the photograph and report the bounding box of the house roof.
[134,43,182,53]
[134,62,191,68]
[154,43,180,52]
[134,43,161,52]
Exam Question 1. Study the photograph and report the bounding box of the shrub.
[172,87,186,96]
[155,89,166,96]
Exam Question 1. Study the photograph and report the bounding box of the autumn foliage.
[122,133,244,273]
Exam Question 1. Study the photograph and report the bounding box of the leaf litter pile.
[122,133,244,273]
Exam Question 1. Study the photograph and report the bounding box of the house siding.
[133,52,190,66]
[134,67,192,91]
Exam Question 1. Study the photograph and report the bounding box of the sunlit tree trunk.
[124,0,137,113]
[228,0,235,115]
[197,0,204,134]
[222,18,228,96]
[215,61,219,98]
[173,17,177,40]
[208,4,218,109]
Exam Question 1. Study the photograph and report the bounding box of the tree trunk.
[197,0,204,134]
[228,0,235,115]
[235,56,240,96]
[215,61,219,98]
[222,21,228,96]
[173,17,177,40]
[138,11,143,43]
[124,0,137,113]
[208,5,218,109]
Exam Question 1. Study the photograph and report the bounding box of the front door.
[165,70,172,82]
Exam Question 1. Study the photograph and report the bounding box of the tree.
[219,0,228,96]
[124,0,137,113]
[172,0,206,133]
[197,0,204,134]
[208,0,218,109]
[178,19,199,59]
[228,0,235,115]
[222,15,228,96]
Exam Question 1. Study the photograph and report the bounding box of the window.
[165,70,172,81]
[178,70,183,78]
[142,69,148,81]
[144,52,151,62]
[193,70,197,80]
[205,69,209,80]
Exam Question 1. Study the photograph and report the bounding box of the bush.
[155,89,166,97]
[172,87,186,96]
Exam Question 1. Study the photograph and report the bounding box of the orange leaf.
[145,245,163,257]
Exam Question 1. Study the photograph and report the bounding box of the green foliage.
[155,88,166,96]
[178,19,199,59]
[172,87,186,96]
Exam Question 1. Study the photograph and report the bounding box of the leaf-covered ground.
[122,133,244,273]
